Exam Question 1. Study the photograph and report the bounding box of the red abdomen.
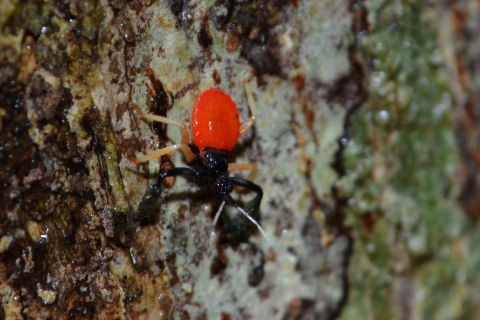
[191,88,240,152]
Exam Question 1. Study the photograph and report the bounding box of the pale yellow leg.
[134,104,190,145]
[228,162,257,181]
[132,144,193,164]
[134,104,194,162]
[239,82,257,137]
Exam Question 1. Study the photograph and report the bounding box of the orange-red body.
[191,88,240,152]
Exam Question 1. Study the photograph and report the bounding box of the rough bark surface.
[0,1,479,319]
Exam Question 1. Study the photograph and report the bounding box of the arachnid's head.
[213,173,233,197]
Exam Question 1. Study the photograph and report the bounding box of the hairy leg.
[239,81,257,137]
[134,104,194,162]
[135,167,197,223]
[230,177,263,211]
[132,144,193,164]
[228,162,257,181]
[224,194,270,242]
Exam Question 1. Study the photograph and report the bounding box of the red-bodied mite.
[133,81,269,241]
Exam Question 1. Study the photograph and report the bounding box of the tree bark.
[1,1,479,319]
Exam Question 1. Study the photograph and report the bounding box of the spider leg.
[133,104,194,162]
[228,162,257,181]
[213,176,261,229]
[239,81,257,137]
[224,194,270,242]
[132,144,193,164]
[212,200,226,226]
[153,167,197,187]
[135,167,196,223]
[230,177,263,212]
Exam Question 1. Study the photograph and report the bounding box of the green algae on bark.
[338,2,479,319]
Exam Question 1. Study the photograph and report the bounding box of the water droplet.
[366,243,375,253]
[376,110,389,123]
[375,41,384,51]
[210,231,218,240]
